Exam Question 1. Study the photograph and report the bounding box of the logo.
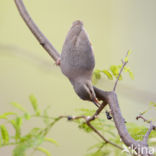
[122,144,155,155]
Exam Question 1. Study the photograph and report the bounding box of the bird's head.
[72,79,99,106]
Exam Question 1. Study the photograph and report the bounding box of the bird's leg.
[86,101,106,122]
[92,98,101,108]
[55,57,61,66]
[93,101,100,108]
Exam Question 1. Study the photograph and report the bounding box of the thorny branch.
[14,0,155,155]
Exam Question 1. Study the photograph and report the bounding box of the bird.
[59,20,99,107]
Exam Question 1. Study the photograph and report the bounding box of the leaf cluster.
[92,50,134,84]
[0,95,58,156]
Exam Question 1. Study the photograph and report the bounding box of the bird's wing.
[61,20,95,79]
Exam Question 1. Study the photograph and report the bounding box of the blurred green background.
[0,0,156,155]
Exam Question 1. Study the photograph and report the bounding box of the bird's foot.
[86,115,98,123]
[93,98,101,108]
[55,58,61,66]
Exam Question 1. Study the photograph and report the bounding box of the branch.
[113,53,128,91]
[108,92,155,156]
[14,0,60,62]
[136,114,156,145]
[14,1,155,155]
[62,115,123,150]
[86,101,108,122]
[93,88,155,155]
[136,115,151,124]
[86,121,123,150]
[143,122,155,144]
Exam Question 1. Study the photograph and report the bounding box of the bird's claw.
[93,98,101,108]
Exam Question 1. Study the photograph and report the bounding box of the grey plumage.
[60,20,98,105]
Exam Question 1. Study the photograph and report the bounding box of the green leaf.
[29,95,40,115]
[123,66,129,72]
[110,65,119,77]
[0,115,8,120]
[10,120,19,141]
[92,74,98,85]
[29,94,38,110]
[13,135,44,156]
[102,70,113,80]
[123,66,134,80]
[44,137,58,146]
[140,110,149,115]
[10,118,22,141]
[127,123,148,140]
[127,50,132,56]
[149,131,156,139]
[0,125,9,144]
[36,147,51,156]
[79,124,92,132]
[3,112,17,116]
[20,128,41,143]
[149,102,156,107]
[24,113,31,120]
[13,143,27,156]
[87,142,104,151]
[0,136,1,147]
[11,102,27,112]
[16,117,23,127]
[93,70,101,80]
[0,112,17,120]
[124,56,128,63]
[129,71,134,80]
[43,106,51,125]
[118,74,123,80]
[76,108,96,116]
[124,50,132,62]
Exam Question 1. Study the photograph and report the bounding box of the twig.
[14,0,60,62]
[136,114,156,145]
[66,115,123,150]
[14,1,155,155]
[37,113,123,150]
[136,114,156,129]
[39,116,65,136]
[86,101,108,122]
[86,121,123,150]
[113,52,128,91]
[143,122,155,144]
[136,115,151,123]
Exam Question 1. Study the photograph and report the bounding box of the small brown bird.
[60,20,99,107]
